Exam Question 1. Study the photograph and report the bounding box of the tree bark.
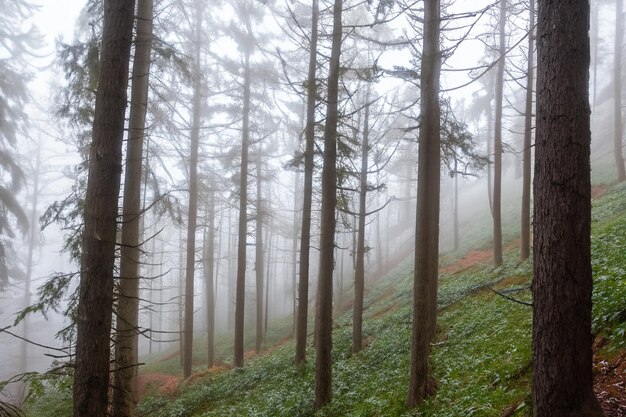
[493,0,506,267]
[295,0,319,366]
[407,0,441,408]
[234,49,251,368]
[352,91,370,354]
[520,0,534,262]
[112,0,153,414]
[204,190,216,368]
[533,1,604,415]
[314,0,342,409]
[72,1,135,416]
[615,0,626,182]
[255,155,264,353]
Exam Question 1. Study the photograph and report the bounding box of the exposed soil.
[592,184,609,200]
[593,339,626,417]
[440,248,494,275]
[136,372,181,400]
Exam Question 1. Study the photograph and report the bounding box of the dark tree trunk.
[352,92,370,354]
[520,0,534,262]
[234,50,251,368]
[295,0,319,366]
[493,0,506,267]
[204,191,216,368]
[255,156,264,353]
[614,0,626,182]
[406,0,440,407]
[314,0,342,409]
[112,0,153,413]
[182,1,203,378]
[533,1,604,415]
[72,1,135,416]
[453,162,459,252]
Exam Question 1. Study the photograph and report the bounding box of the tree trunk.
[295,0,319,366]
[112,0,153,413]
[72,1,135,415]
[615,0,626,182]
[533,1,604,415]
[314,0,342,409]
[228,206,235,330]
[453,162,459,252]
[520,0,534,262]
[406,0,441,407]
[493,0,506,267]
[255,155,264,353]
[352,91,370,354]
[234,49,252,368]
[182,1,203,378]
[204,191,216,368]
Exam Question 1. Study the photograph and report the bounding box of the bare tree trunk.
[264,224,272,338]
[72,1,135,415]
[407,0,440,407]
[533,1,604,415]
[204,190,216,368]
[493,0,506,267]
[112,0,153,413]
[352,92,370,354]
[615,0,626,182]
[295,0,319,366]
[314,0,342,409]
[255,155,264,353]
[182,0,203,378]
[520,0,534,262]
[453,172,459,252]
[227,206,235,330]
[234,48,252,368]
[178,231,184,367]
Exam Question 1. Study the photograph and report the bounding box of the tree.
[204,188,216,368]
[295,0,319,367]
[315,0,343,409]
[614,0,625,182]
[520,0,535,261]
[532,0,604,415]
[407,0,441,407]
[72,0,135,416]
[112,0,153,414]
[255,152,265,353]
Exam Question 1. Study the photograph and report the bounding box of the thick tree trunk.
[227,206,235,330]
[314,0,342,409]
[72,1,135,416]
[255,156,264,353]
[112,0,153,414]
[493,0,506,267]
[614,0,626,182]
[182,1,203,378]
[520,0,534,262]
[234,50,251,368]
[204,191,216,368]
[406,0,440,407]
[295,0,319,366]
[352,93,370,354]
[533,1,604,415]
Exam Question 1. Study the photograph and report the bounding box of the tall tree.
[112,0,153,414]
[532,0,604,415]
[72,0,135,415]
[520,0,535,261]
[493,0,506,267]
[314,0,342,409]
[407,0,441,407]
[255,153,265,353]
[204,189,216,368]
[295,0,319,367]
[614,0,626,182]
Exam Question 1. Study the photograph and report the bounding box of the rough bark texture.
[533,1,604,416]
[314,0,342,409]
[182,2,203,378]
[614,0,626,182]
[520,0,534,262]
[204,192,216,368]
[295,0,319,367]
[493,0,506,267]
[352,93,370,354]
[407,0,440,407]
[112,0,153,414]
[72,1,135,416]
[255,157,264,353]
[234,50,251,368]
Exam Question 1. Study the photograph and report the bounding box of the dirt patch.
[592,184,608,200]
[136,372,181,400]
[493,275,530,290]
[593,342,626,417]
[440,248,494,275]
